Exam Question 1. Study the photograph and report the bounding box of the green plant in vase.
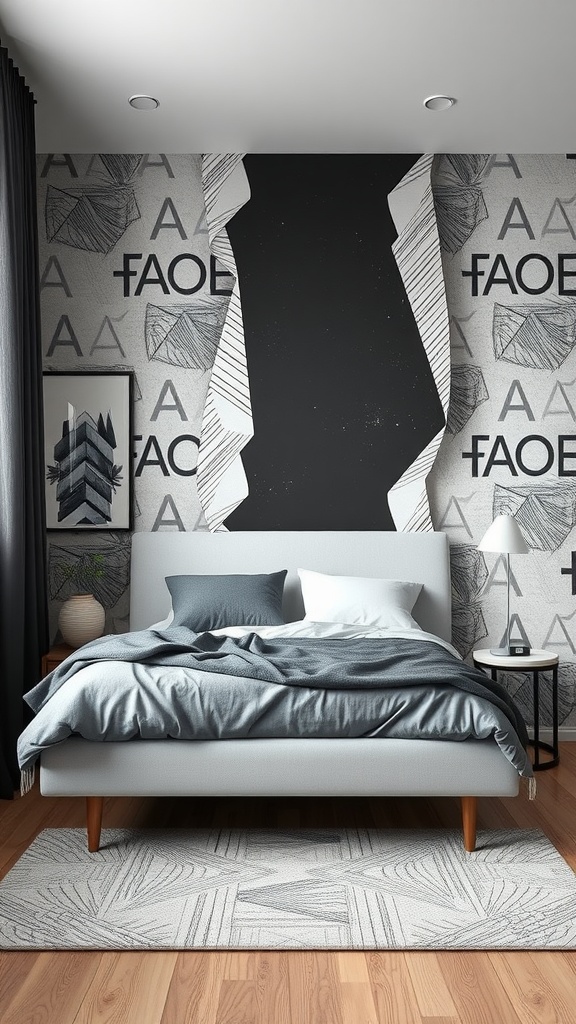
[57,552,106,596]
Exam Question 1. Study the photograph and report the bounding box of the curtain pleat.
[0,47,48,798]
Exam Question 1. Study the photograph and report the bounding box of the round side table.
[472,648,559,771]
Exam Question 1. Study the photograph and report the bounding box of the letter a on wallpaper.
[46,315,83,357]
[151,494,186,531]
[498,381,536,421]
[150,381,189,421]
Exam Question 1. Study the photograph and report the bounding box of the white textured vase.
[58,594,106,649]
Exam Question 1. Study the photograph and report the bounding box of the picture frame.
[43,371,133,531]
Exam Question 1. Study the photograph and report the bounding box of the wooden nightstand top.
[42,644,74,676]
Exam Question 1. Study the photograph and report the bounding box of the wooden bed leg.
[461,796,477,853]
[86,796,104,852]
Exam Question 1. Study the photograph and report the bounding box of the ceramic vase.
[58,593,105,649]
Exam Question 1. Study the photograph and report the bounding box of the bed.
[28,530,528,854]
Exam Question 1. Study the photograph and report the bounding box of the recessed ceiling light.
[423,95,456,111]
[128,95,160,110]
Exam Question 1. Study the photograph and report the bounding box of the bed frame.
[40,531,520,852]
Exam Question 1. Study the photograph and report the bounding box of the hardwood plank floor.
[0,745,575,1023]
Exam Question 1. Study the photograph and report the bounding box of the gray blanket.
[19,629,533,780]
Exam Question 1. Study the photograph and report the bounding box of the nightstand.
[41,643,74,677]
[473,648,559,771]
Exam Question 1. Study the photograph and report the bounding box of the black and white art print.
[43,372,133,530]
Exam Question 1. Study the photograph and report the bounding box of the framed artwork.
[43,371,133,530]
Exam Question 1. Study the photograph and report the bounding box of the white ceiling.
[1,0,575,154]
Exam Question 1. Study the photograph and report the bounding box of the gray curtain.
[0,47,48,798]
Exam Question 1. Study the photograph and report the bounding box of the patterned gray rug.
[0,827,575,950]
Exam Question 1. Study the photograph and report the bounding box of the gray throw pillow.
[165,571,288,631]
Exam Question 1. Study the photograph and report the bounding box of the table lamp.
[477,513,529,656]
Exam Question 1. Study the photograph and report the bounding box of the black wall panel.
[226,155,444,530]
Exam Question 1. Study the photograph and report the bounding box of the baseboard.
[529,727,576,741]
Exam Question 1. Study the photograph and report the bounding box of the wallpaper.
[38,153,247,639]
[387,154,450,531]
[428,154,576,728]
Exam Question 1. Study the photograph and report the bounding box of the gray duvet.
[18,626,533,782]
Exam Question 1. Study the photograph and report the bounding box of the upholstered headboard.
[130,531,452,642]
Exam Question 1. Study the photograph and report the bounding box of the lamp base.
[489,645,531,657]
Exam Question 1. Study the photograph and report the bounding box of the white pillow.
[297,568,422,629]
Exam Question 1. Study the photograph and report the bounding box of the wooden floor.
[1,745,576,1023]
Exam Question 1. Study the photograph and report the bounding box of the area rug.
[0,827,575,950]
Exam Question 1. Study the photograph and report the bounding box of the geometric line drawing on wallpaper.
[45,184,140,254]
[85,154,144,181]
[196,391,252,523]
[493,482,576,552]
[446,364,489,434]
[98,154,144,183]
[432,154,490,255]
[557,666,576,721]
[48,534,131,609]
[387,154,451,532]
[451,602,487,659]
[494,669,528,703]
[145,299,229,370]
[543,610,576,655]
[202,154,251,242]
[47,408,120,525]
[496,671,533,725]
[450,313,475,356]
[197,154,253,531]
[450,545,488,604]
[493,302,576,370]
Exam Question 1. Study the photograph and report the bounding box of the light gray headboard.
[130,531,452,642]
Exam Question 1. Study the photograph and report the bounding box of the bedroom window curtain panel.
[0,46,48,799]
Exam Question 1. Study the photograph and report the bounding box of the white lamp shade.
[477,514,529,554]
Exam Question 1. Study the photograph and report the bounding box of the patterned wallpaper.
[38,153,248,640]
[428,154,576,728]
